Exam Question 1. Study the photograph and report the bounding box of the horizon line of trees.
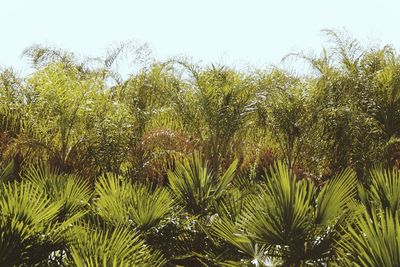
[1,29,399,182]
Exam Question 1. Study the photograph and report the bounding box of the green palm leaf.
[167,152,237,216]
[315,168,357,225]
[70,224,165,267]
[95,173,175,231]
[339,210,400,266]
[0,161,13,183]
[237,162,356,265]
[25,165,92,219]
[360,167,400,216]
[0,181,83,266]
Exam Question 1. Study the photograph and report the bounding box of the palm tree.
[94,173,175,231]
[255,70,311,171]
[167,151,237,217]
[69,223,165,267]
[338,210,400,266]
[359,167,400,216]
[212,162,357,266]
[338,168,400,266]
[0,180,83,266]
[168,61,257,172]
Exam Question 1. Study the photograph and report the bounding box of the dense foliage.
[1,31,400,266]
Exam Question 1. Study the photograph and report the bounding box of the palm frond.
[237,161,356,265]
[94,173,175,231]
[69,224,165,267]
[0,161,13,183]
[167,152,237,216]
[360,167,400,216]
[339,209,400,266]
[0,181,83,266]
[24,165,92,219]
[315,168,357,225]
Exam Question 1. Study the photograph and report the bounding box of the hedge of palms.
[1,157,400,266]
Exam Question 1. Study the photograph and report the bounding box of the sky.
[1,0,400,74]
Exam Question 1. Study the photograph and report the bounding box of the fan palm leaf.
[94,173,175,231]
[339,210,400,266]
[237,162,357,265]
[360,167,400,216]
[0,181,83,266]
[24,165,92,219]
[167,152,237,216]
[69,224,165,267]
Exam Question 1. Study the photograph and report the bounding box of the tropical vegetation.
[1,30,400,266]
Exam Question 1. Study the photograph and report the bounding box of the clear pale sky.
[1,0,399,73]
